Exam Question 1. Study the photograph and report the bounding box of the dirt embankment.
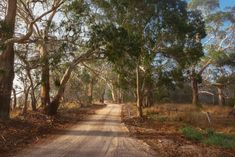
[0,103,105,157]
[121,104,235,157]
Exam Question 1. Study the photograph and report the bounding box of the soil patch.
[122,104,235,157]
[0,103,106,157]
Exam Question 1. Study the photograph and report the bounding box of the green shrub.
[181,126,204,141]
[203,133,235,148]
[181,126,235,148]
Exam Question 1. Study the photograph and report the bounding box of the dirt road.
[14,104,157,157]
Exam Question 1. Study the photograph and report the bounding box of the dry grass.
[144,103,235,133]
[122,103,235,157]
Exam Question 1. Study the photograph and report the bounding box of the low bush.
[203,132,235,148]
[181,126,204,141]
[181,126,235,148]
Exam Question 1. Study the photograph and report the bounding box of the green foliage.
[181,126,204,141]
[80,69,91,83]
[90,24,141,63]
[189,0,219,11]
[195,74,202,83]
[91,0,206,98]
[204,132,235,148]
[65,0,88,16]
[181,126,235,148]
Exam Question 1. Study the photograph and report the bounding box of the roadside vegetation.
[0,0,234,156]
[122,103,235,157]
[181,126,235,148]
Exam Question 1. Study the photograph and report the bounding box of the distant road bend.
[14,103,157,157]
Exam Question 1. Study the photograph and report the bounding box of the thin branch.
[4,0,64,44]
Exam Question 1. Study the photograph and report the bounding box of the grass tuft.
[181,126,235,148]
[181,126,204,141]
[203,132,235,148]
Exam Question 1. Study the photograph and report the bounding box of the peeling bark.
[39,43,50,110]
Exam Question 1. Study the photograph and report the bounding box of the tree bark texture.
[192,77,199,106]
[39,43,50,110]
[136,64,143,117]
[0,0,17,120]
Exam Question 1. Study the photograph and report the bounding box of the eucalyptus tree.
[7,0,98,115]
[91,0,206,117]
[189,0,235,105]
[82,60,122,103]
[0,0,66,119]
[0,0,17,119]
[15,42,41,111]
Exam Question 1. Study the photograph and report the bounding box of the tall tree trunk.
[100,89,105,103]
[12,88,17,109]
[143,87,154,108]
[46,49,95,115]
[217,85,225,106]
[0,0,17,120]
[46,65,74,115]
[190,60,212,107]
[136,64,143,118]
[39,43,50,110]
[87,77,94,105]
[23,86,30,114]
[117,74,122,104]
[26,69,37,111]
[110,85,117,103]
[192,77,199,106]
[30,87,37,111]
[118,90,123,104]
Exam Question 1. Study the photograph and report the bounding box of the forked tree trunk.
[39,43,50,110]
[26,69,37,111]
[136,64,143,117]
[0,0,17,120]
[190,60,211,107]
[46,49,95,115]
[46,65,74,115]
